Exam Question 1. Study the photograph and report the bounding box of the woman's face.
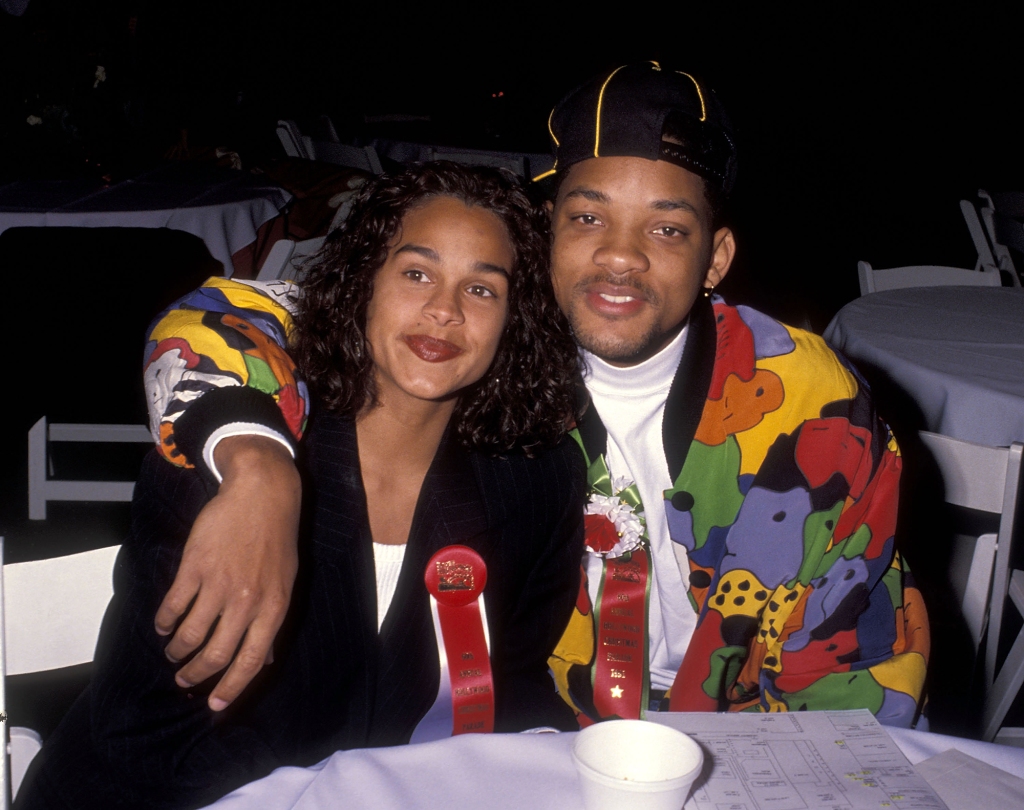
[364,195,513,410]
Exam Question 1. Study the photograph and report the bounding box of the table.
[201,720,1024,810]
[0,163,291,275]
[823,287,1024,447]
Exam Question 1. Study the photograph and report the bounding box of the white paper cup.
[571,720,704,810]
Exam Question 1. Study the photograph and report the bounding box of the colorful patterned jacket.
[143,279,929,727]
[144,277,309,471]
[549,295,929,727]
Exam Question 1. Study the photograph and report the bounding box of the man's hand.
[155,435,301,711]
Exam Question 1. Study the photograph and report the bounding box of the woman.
[19,164,585,810]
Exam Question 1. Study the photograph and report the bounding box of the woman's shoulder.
[470,434,586,513]
[475,432,584,475]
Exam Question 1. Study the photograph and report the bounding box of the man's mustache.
[572,274,661,306]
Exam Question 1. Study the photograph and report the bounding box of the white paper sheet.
[914,748,1024,810]
[651,710,949,810]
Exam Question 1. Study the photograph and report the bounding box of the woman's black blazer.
[18,413,585,810]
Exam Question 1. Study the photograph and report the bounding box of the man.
[140,61,928,725]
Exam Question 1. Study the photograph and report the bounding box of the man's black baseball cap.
[534,60,737,195]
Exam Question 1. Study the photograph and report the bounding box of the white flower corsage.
[583,479,645,558]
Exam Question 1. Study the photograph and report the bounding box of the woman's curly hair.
[292,161,581,454]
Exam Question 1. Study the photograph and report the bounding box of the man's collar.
[574,295,717,479]
[581,322,689,398]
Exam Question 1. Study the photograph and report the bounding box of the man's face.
[549,156,735,366]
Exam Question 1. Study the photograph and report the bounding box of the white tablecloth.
[0,164,291,275]
[823,287,1024,446]
[201,724,1024,810]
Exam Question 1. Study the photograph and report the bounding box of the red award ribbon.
[423,545,494,735]
[592,549,650,720]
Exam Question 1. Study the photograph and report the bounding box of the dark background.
[1,1,1021,736]
[6,3,1022,536]
[4,4,1023,312]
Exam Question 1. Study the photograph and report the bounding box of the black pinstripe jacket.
[18,412,584,810]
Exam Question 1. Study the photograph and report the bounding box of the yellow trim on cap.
[675,71,706,122]
[547,108,559,147]
[594,64,627,157]
[532,168,557,183]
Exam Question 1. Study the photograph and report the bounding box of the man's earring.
[703,284,714,298]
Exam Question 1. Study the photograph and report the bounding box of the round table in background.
[0,163,291,276]
[824,286,1024,447]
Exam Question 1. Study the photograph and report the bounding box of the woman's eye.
[573,214,600,226]
[404,269,429,282]
[467,284,496,298]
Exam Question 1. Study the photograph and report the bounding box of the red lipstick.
[404,335,463,362]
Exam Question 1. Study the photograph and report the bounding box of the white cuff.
[203,423,296,483]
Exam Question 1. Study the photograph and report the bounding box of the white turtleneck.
[582,326,697,691]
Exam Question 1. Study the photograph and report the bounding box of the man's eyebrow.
[651,198,699,214]
[561,187,610,204]
[562,187,698,216]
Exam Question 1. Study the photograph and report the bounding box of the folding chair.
[0,537,120,804]
[309,142,383,174]
[28,417,152,520]
[318,115,340,144]
[977,189,1024,286]
[986,569,1024,745]
[275,120,314,160]
[857,260,1003,296]
[917,432,1024,742]
[427,147,526,178]
[959,199,1001,274]
[255,236,326,283]
[979,429,1024,743]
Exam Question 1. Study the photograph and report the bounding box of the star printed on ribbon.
[584,474,645,558]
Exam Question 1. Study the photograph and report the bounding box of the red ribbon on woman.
[423,545,494,735]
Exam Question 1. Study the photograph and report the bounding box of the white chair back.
[977,190,1024,286]
[276,120,314,160]
[917,432,1024,742]
[1,539,120,802]
[255,236,326,283]
[857,260,1003,296]
[28,417,152,520]
[959,199,1000,272]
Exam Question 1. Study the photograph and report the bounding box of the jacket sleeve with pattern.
[143,277,309,473]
